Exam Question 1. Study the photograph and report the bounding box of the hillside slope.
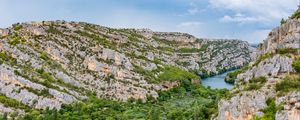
[0,21,252,115]
[216,17,300,120]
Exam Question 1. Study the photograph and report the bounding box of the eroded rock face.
[237,55,294,82]
[216,88,276,120]
[260,19,300,54]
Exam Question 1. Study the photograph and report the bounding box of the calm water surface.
[202,70,235,89]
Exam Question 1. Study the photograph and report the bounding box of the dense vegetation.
[157,66,200,82]
[133,65,200,84]
[0,53,229,120]
[0,81,230,120]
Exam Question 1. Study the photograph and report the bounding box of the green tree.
[280,18,286,25]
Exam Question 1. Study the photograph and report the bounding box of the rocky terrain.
[0,21,252,115]
[216,14,300,120]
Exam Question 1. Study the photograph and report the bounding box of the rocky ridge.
[0,21,252,114]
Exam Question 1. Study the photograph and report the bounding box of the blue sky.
[0,0,299,43]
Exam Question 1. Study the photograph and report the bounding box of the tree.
[280,18,286,25]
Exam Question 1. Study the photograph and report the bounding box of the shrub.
[178,48,202,53]
[280,18,286,25]
[225,66,249,84]
[253,53,274,66]
[128,35,139,42]
[244,77,267,91]
[46,26,63,34]
[0,52,10,62]
[8,36,26,46]
[290,11,300,19]
[36,68,55,83]
[0,94,29,110]
[276,48,297,54]
[14,24,23,31]
[0,51,17,65]
[254,98,283,120]
[292,60,300,73]
[275,76,300,95]
[25,87,52,98]
[40,52,49,60]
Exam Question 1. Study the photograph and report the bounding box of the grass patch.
[244,77,267,91]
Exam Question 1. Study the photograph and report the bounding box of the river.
[202,70,235,89]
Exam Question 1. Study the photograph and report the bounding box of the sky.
[0,0,299,43]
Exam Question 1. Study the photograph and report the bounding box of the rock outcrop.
[259,19,300,54]
[237,55,294,82]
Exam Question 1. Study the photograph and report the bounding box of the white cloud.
[209,0,298,24]
[178,1,206,16]
[177,21,203,28]
[220,13,269,24]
